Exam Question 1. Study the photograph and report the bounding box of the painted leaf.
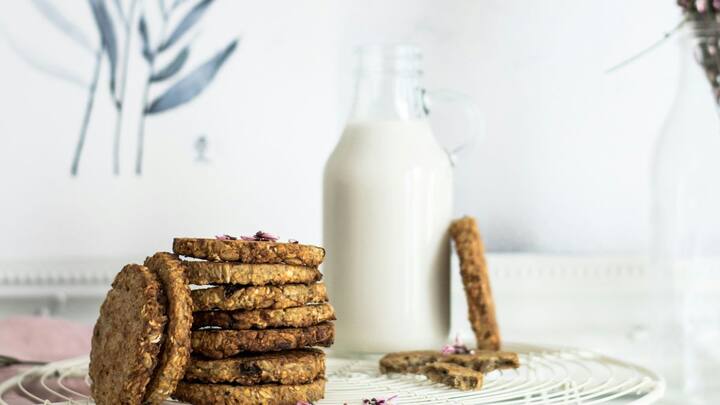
[158,0,213,52]
[171,0,189,12]
[150,47,190,82]
[31,0,95,52]
[88,0,118,94]
[145,40,237,114]
[139,16,153,62]
[112,0,125,24]
[0,26,89,88]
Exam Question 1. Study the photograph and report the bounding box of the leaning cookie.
[193,303,336,330]
[142,252,193,405]
[191,322,335,359]
[184,261,322,285]
[183,349,325,385]
[89,264,166,405]
[450,216,501,351]
[173,378,326,405]
[191,283,329,312]
[173,238,325,266]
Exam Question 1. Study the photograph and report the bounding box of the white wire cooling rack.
[0,343,664,405]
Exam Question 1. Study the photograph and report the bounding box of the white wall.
[0,0,681,263]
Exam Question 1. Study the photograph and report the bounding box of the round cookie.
[89,264,167,405]
[173,237,325,266]
[191,322,335,359]
[143,252,193,405]
[183,261,322,285]
[193,303,336,330]
[184,348,325,385]
[191,283,328,312]
[173,378,326,405]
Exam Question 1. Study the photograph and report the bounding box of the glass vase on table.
[653,21,720,404]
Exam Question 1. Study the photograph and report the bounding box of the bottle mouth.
[355,44,423,75]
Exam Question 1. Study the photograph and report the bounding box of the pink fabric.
[0,316,92,404]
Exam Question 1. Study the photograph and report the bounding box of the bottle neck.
[348,45,426,122]
[349,72,425,122]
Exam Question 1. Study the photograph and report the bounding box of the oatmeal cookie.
[379,350,519,374]
[191,322,335,359]
[142,252,193,405]
[89,264,166,405]
[173,238,325,266]
[191,283,328,312]
[184,261,322,285]
[173,378,326,405]
[421,362,484,391]
[183,349,325,385]
[193,303,336,330]
[450,216,501,350]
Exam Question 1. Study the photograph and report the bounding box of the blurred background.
[0,0,701,402]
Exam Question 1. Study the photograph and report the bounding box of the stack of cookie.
[88,235,334,405]
[171,235,335,404]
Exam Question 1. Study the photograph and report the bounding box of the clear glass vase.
[653,23,720,403]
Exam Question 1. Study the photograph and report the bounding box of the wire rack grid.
[0,343,664,405]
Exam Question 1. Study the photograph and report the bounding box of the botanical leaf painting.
[6,0,238,176]
[134,0,238,174]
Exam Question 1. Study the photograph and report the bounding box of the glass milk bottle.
[323,45,479,353]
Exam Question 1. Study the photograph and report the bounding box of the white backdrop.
[0,0,680,263]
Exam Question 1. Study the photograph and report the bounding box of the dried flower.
[215,234,237,240]
[698,0,709,13]
[289,238,299,244]
[677,0,720,12]
[240,231,280,242]
[441,335,474,355]
[255,231,279,241]
[676,0,720,104]
[362,395,398,405]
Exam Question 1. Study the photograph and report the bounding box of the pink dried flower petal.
[288,238,299,244]
[440,335,473,354]
[440,344,456,355]
[215,234,237,240]
[453,344,473,355]
[255,231,279,241]
[697,0,709,12]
